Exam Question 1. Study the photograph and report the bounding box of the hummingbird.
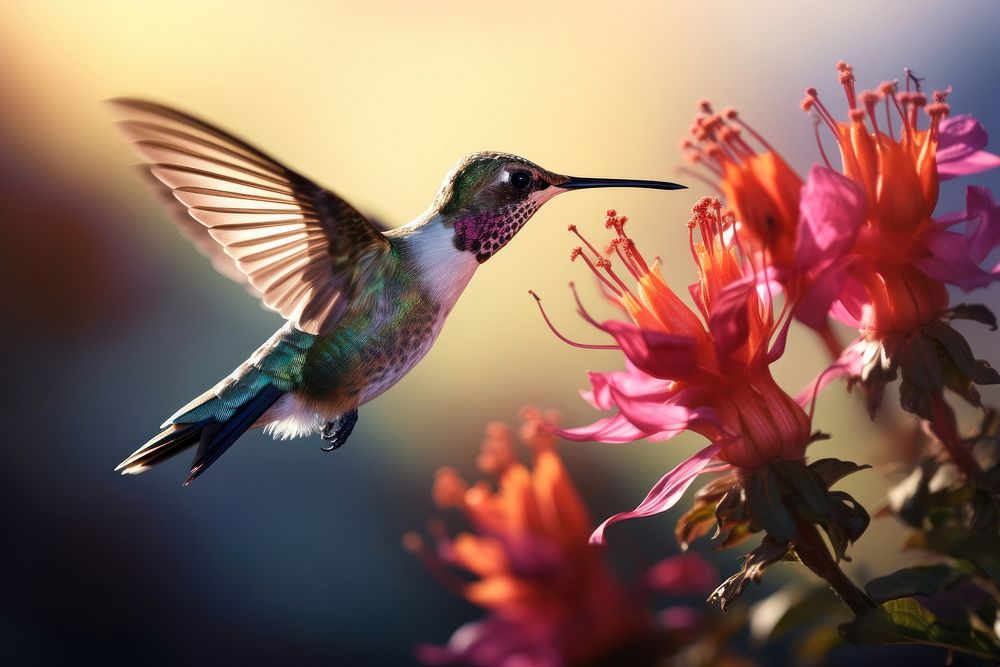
[111,99,685,484]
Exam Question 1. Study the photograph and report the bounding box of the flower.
[406,408,718,667]
[533,204,871,611]
[682,63,1000,340]
[681,62,1000,479]
[532,202,815,542]
[937,114,1000,180]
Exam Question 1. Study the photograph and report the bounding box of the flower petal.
[963,186,1000,264]
[610,384,719,437]
[913,225,1000,291]
[599,319,698,379]
[707,276,752,361]
[794,344,863,408]
[590,441,722,544]
[937,114,1000,180]
[555,412,654,444]
[794,165,866,271]
[793,255,858,330]
[580,361,673,411]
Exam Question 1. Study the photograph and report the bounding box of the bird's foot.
[320,409,358,451]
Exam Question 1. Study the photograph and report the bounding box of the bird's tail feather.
[117,384,284,484]
[115,422,207,475]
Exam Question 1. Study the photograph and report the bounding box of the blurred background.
[3,0,1000,664]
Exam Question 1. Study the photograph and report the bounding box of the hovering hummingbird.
[111,99,685,484]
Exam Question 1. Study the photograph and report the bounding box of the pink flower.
[682,64,1000,341]
[533,202,814,542]
[914,185,1000,291]
[678,63,1000,483]
[937,114,1000,180]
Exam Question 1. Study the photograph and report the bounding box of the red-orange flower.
[533,202,815,541]
[683,63,1000,340]
[407,408,717,666]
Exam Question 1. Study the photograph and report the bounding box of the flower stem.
[792,520,876,615]
[929,392,984,481]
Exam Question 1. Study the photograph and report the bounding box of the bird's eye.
[509,170,532,191]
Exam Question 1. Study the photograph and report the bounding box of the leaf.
[716,522,754,550]
[899,334,945,393]
[797,624,845,664]
[886,459,939,527]
[864,564,967,603]
[808,458,872,488]
[709,537,791,611]
[744,467,797,543]
[772,460,836,525]
[840,598,1000,660]
[947,303,998,331]
[750,584,849,642]
[920,526,1000,582]
[676,496,719,550]
[825,490,870,561]
[924,321,1000,394]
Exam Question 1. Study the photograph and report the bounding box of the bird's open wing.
[111,98,392,334]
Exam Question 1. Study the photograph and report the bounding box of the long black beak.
[559,176,687,191]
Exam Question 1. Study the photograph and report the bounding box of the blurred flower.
[682,61,1000,478]
[533,203,813,542]
[405,408,719,667]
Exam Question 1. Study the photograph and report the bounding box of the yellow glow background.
[4,1,1000,659]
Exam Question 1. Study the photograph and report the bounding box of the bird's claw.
[320,409,358,452]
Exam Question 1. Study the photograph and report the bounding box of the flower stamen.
[802,88,841,138]
[571,247,623,297]
[811,114,835,170]
[724,106,778,155]
[529,290,619,350]
[878,80,898,140]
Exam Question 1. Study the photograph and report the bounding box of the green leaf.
[772,460,836,524]
[864,564,967,603]
[840,598,1000,660]
[899,334,944,393]
[920,527,1000,583]
[947,303,998,331]
[744,467,797,543]
[808,458,871,488]
[751,585,848,641]
[825,490,870,561]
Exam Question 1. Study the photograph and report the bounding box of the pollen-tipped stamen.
[803,88,842,139]
[571,247,623,298]
[859,90,883,136]
[879,80,898,140]
[608,238,643,281]
[837,60,858,110]
[568,224,604,261]
[811,115,835,170]
[891,89,914,147]
[724,107,779,155]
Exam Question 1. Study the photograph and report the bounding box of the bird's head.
[431,152,685,263]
